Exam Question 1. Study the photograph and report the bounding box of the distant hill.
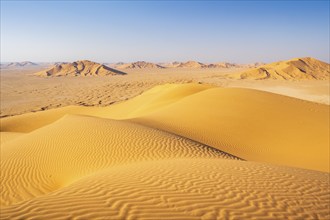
[157,62,182,68]
[1,61,38,68]
[233,57,330,80]
[206,62,240,68]
[246,62,266,68]
[177,61,207,68]
[116,61,165,69]
[52,62,69,66]
[34,60,127,77]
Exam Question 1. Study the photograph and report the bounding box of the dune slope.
[34,60,126,77]
[1,159,329,220]
[116,61,165,69]
[131,87,329,172]
[1,84,328,171]
[177,61,207,68]
[1,114,237,206]
[1,83,329,219]
[234,57,330,80]
[0,83,212,132]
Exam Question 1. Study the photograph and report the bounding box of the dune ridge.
[1,61,38,68]
[1,84,328,171]
[34,60,127,77]
[177,61,207,68]
[234,57,330,80]
[1,114,238,206]
[116,61,165,69]
[1,159,329,220]
[1,83,329,219]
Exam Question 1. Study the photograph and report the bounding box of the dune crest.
[234,57,330,80]
[1,84,328,172]
[177,61,207,68]
[1,114,238,206]
[116,61,165,69]
[34,60,127,77]
[1,83,329,219]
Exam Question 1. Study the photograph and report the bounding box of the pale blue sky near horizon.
[1,0,329,63]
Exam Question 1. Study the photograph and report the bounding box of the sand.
[2,83,328,171]
[2,159,328,219]
[1,66,329,118]
[35,60,127,77]
[232,57,330,80]
[1,64,329,219]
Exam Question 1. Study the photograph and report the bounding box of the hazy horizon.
[1,1,329,63]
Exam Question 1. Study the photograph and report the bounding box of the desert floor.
[1,67,329,219]
[1,67,329,117]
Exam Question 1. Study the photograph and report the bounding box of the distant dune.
[1,61,38,68]
[173,61,259,69]
[157,61,181,68]
[116,61,165,69]
[233,57,330,80]
[177,61,207,68]
[34,60,127,77]
[207,62,242,68]
[51,62,69,66]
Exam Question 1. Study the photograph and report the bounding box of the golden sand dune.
[234,57,330,80]
[116,61,165,69]
[1,159,329,219]
[1,83,329,219]
[131,87,330,172]
[34,60,127,77]
[1,84,328,171]
[0,84,212,132]
[0,106,96,132]
[1,114,237,206]
[0,132,24,144]
[177,61,207,68]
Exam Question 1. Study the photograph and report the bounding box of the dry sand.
[1,66,329,219]
[231,57,330,80]
[1,67,329,117]
[35,60,126,77]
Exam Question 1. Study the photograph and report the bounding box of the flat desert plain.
[0,58,329,219]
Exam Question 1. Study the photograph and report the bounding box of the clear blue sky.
[1,1,329,63]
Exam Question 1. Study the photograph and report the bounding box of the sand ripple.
[1,115,237,207]
[1,159,329,220]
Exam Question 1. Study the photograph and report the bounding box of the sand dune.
[34,60,127,77]
[7,61,38,67]
[157,61,182,68]
[2,57,329,117]
[1,83,329,219]
[131,87,329,172]
[1,159,329,220]
[0,84,212,132]
[1,84,328,172]
[177,61,207,68]
[116,61,165,69]
[1,114,237,206]
[1,61,38,69]
[0,106,96,132]
[207,62,238,68]
[233,57,330,80]
[0,132,24,144]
